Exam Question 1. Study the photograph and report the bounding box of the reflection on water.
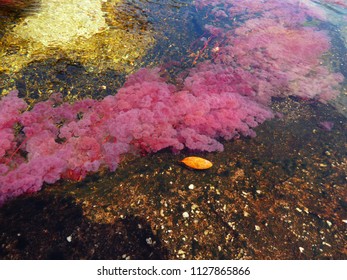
[13,0,109,46]
[311,0,347,116]
[0,0,195,102]
[0,0,154,74]
[313,0,347,46]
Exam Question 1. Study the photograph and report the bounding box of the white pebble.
[66,235,72,242]
[146,237,153,245]
[182,212,189,218]
[322,242,332,247]
[188,184,195,190]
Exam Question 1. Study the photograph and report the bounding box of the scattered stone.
[160,209,165,217]
[182,212,189,218]
[191,204,199,210]
[146,237,153,245]
[322,242,332,247]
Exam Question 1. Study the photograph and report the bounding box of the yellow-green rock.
[0,0,154,74]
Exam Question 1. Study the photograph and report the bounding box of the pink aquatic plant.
[318,121,335,131]
[0,70,274,205]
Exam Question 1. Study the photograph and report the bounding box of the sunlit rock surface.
[14,0,109,46]
[0,0,154,73]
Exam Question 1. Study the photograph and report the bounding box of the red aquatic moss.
[214,18,343,103]
[0,67,275,204]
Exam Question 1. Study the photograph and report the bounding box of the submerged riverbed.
[0,0,346,259]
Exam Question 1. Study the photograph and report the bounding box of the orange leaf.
[181,156,213,170]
